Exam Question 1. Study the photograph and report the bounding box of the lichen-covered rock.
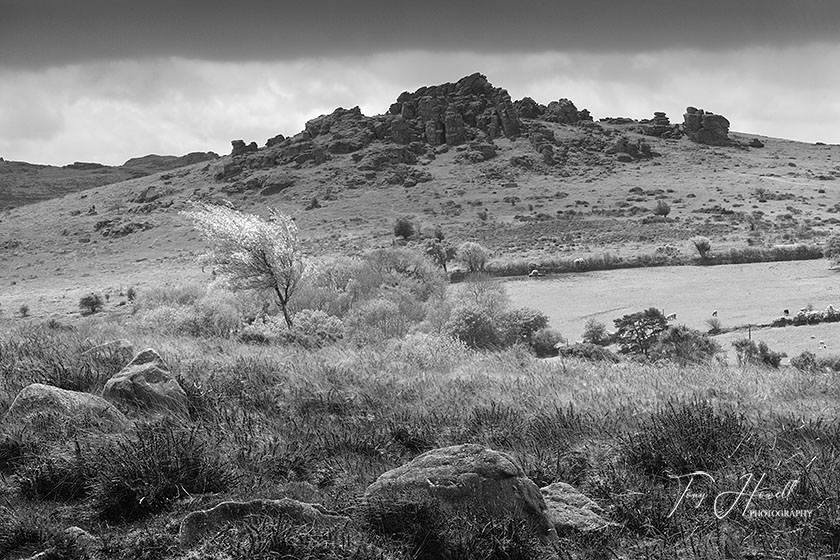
[541,482,615,534]
[364,444,557,544]
[179,498,348,548]
[3,383,129,433]
[102,349,188,417]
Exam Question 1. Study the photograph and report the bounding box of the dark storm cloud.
[3,0,839,67]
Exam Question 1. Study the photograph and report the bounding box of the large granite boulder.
[387,73,522,146]
[179,498,348,548]
[364,444,557,543]
[683,106,731,146]
[3,383,129,433]
[101,349,188,417]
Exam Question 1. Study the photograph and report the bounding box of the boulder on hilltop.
[683,106,731,146]
[514,97,592,124]
[388,72,522,145]
[640,112,682,139]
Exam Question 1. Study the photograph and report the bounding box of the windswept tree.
[182,203,305,329]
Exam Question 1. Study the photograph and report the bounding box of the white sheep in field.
[666,313,677,320]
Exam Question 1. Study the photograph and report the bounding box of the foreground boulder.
[179,498,348,548]
[3,383,128,433]
[101,349,188,417]
[540,482,615,534]
[364,444,557,543]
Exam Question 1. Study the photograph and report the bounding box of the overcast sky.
[1,0,839,166]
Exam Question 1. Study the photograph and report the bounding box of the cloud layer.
[3,0,840,68]
[1,46,838,166]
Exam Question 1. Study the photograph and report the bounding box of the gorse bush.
[394,216,416,239]
[556,343,621,363]
[653,200,671,217]
[650,325,722,365]
[78,293,104,315]
[445,304,502,350]
[529,328,564,358]
[733,338,786,368]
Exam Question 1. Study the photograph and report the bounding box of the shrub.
[346,298,412,345]
[732,338,786,368]
[18,305,29,318]
[790,350,818,372]
[652,200,671,217]
[582,318,611,346]
[394,216,416,239]
[824,235,840,264]
[705,316,723,334]
[287,309,344,348]
[457,242,490,273]
[363,247,447,303]
[17,451,94,501]
[452,273,510,321]
[612,308,669,357]
[79,293,104,315]
[424,239,457,272]
[529,328,565,358]
[445,304,502,350]
[499,307,549,346]
[650,325,722,365]
[623,399,752,478]
[90,421,236,523]
[0,507,46,559]
[133,289,240,338]
[691,236,711,259]
[125,286,137,302]
[135,283,204,309]
[556,343,621,363]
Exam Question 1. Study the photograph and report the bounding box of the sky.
[1,0,839,166]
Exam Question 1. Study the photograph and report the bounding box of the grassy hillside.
[1,117,838,320]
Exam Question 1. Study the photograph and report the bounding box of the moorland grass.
[1,319,838,559]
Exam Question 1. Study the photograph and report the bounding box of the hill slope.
[0,152,219,209]
[1,73,838,319]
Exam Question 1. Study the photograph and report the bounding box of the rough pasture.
[506,259,840,345]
